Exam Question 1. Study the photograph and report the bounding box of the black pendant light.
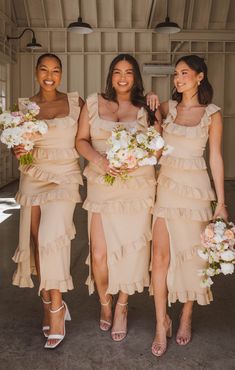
[67,1,93,34]
[154,0,181,34]
[68,16,93,34]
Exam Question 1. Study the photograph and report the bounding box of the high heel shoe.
[41,297,51,338]
[176,313,192,346]
[151,318,172,357]
[100,298,112,331]
[111,302,128,342]
[44,301,71,349]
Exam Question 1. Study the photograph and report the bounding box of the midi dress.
[12,92,83,294]
[83,93,156,295]
[152,99,221,306]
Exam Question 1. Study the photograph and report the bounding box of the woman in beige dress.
[13,53,83,349]
[76,54,161,341]
[151,55,228,357]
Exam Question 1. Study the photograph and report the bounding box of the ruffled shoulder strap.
[137,107,148,128]
[86,93,99,125]
[67,92,80,121]
[167,99,178,120]
[201,103,221,127]
[18,97,30,111]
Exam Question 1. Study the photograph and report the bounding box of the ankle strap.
[41,297,51,305]
[117,301,128,306]
[100,299,110,306]
[49,303,64,314]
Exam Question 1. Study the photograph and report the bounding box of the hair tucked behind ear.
[172,55,213,105]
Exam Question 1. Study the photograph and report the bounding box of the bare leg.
[90,213,112,330]
[31,206,50,336]
[176,301,193,345]
[152,218,172,356]
[111,291,128,341]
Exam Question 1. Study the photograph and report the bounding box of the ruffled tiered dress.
[12,92,83,294]
[83,93,156,295]
[152,100,221,306]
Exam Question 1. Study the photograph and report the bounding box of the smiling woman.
[11,53,84,349]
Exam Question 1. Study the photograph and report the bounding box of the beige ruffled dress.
[152,99,221,306]
[12,92,83,294]
[83,93,156,295]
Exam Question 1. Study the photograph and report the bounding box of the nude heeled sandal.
[100,299,112,331]
[44,301,71,349]
[111,302,128,342]
[41,297,51,338]
[151,319,172,357]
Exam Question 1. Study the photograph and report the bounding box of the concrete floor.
[0,181,235,370]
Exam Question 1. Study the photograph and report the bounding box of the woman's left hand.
[146,92,160,111]
[213,204,228,221]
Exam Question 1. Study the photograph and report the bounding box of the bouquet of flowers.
[0,101,48,165]
[104,125,172,185]
[198,218,235,288]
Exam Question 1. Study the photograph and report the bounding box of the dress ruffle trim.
[32,147,79,160]
[84,166,156,189]
[12,248,29,263]
[86,93,147,129]
[163,100,221,139]
[109,230,152,265]
[106,276,150,296]
[83,197,154,214]
[20,164,83,185]
[175,245,199,266]
[15,188,81,206]
[168,289,213,306]
[40,224,76,255]
[39,276,74,294]
[159,155,207,170]
[154,206,213,222]
[157,174,215,201]
[12,271,34,288]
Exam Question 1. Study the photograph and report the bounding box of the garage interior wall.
[0,0,235,187]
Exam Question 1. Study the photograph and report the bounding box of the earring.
[197,81,201,86]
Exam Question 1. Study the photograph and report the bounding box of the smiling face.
[111,60,135,94]
[174,61,203,94]
[36,57,62,91]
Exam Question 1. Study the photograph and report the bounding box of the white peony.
[138,156,157,166]
[198,249,209,261]
[136,133,147,145]
[200,277,213,288]
[162,144,174,156]
[220,250,235,262]
[220,262,234,275]
[148,136,165,151]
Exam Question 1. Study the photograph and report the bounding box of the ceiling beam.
[205,0,213,29]
[112,0,115,28]
[23,0,31,27]
[186,0,195,29]
[147,0,157,29]
[93,0,98,28]
[222,0,231,29]
[10,1,18,26]
[40,0,47,28]
[58,0,64,28]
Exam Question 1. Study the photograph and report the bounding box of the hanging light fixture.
[7,28,42,50]
[67,17,93,34]
[67,0,93,34]
[154,0,181,34]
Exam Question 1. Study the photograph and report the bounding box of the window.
[0,63,7,112]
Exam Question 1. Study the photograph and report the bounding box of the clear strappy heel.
[111,302,128,342]
[100,298,112,331]
[151,318,172,357]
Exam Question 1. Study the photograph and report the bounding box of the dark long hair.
[36,53,62,70]
[102,54,156,125]
[172,55,213,105]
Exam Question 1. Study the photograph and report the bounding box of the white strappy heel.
[111,301,128,342]
[41,297,51,338]
[100,298,112,331]
[44,301,71,349]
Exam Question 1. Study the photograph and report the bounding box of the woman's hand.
[146,92,160,111]
[96,156,121,177]
[12,145,28,159]
[213,204,228,221]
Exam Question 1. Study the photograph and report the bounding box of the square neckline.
[96,93,142,125]
[26,94,71,121]
[172,101,207,128]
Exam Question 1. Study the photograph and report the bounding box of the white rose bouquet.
[105,125,171,185]
[0,102,48,165]
[198,218,235,288]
